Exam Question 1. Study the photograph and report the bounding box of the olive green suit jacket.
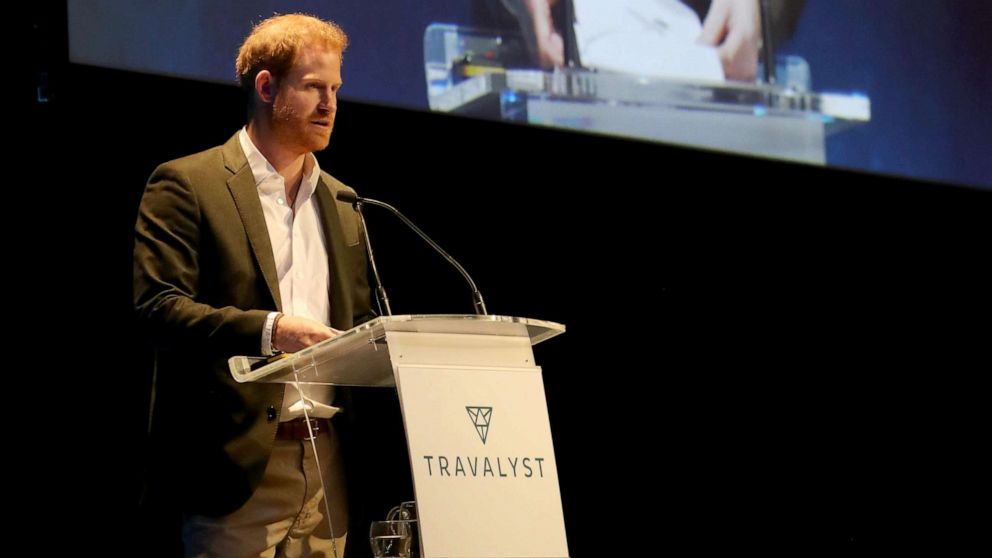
[134,132,374,521]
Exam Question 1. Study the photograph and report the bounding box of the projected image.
[427,0,845,165]
[68,0,991,189]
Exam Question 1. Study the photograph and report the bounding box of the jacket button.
[266,406,277,421]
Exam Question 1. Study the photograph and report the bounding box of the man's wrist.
[271,313,284,353]
[262,311,282,355]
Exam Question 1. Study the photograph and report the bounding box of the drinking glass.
[369,520,412,558]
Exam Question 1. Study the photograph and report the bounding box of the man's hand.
[273,315,339,353]
[699,0,761,81]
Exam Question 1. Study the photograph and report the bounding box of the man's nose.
[319,97,335,114]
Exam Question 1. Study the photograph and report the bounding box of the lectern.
[230,314,570,558]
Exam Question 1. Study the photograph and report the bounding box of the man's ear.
[255,70,277,104]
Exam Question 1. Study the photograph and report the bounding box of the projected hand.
[524,0,565,68]
[698,0,762,81]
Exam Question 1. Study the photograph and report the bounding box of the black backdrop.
[29,5,990,556]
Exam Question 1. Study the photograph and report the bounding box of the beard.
[271,98,333,154]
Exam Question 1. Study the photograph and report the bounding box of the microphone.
[759,0,776,84]
[336,190,392,315]
[336,190,488,315]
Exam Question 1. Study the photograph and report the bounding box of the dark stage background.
[29,4,990,556]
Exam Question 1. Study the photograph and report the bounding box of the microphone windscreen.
[335,190,358,204]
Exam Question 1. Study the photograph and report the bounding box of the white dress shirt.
[239,128,339,420]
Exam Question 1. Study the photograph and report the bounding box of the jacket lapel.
[222,133,283,312]
[314,177,353,329]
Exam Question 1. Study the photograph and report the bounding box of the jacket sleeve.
[768,0,806,44]
[133,162,268,355]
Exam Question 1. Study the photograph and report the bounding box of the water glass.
[369,520,412,558]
